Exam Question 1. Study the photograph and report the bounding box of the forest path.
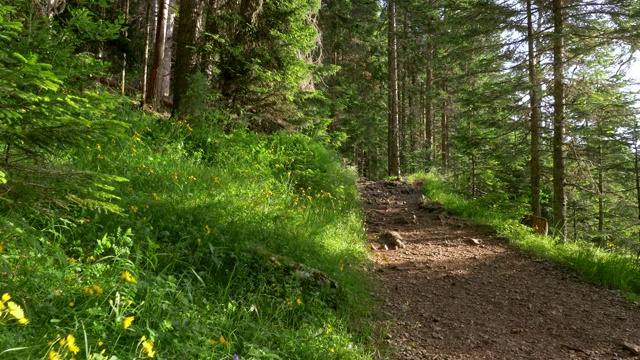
[360,180,640,360]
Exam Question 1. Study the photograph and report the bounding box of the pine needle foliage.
[0,4,127,213]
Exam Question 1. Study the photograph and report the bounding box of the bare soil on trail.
[360,180,640,360]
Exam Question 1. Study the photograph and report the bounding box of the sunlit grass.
[0,106,377,359]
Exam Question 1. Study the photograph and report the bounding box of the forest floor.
[360,180,640,360]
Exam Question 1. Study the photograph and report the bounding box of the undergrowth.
[412,172,640,302]
[0,104,378,359]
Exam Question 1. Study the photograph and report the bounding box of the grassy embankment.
[0,105,379,359]
[412,172,640,302]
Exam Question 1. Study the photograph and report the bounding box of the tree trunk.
[552,0,566,241]
[120,0,130,96]
[160,0,176,98]
[142,0,153,107]
[387,0,401,178]
[634,122,640,242]
[424,34,433,165]
[527,0,541,217]
[598,146,605,246]
[146,0,170,104]
[173,0,204,114]
[635,122,640,221]
[440,82,449,173]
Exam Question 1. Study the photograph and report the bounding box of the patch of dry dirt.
[360,180,640,360]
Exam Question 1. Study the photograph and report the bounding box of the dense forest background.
[5,0,640,245]
[1,0,640,358]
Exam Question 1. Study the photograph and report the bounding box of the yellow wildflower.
[139,336,155,358]
[83,286,94,295]
[189,175,196,181]
[92,284,104,295]
[7,301,28,324]
[97,154,104,160]
[1,293,10,302]
[48,350,61,360]
[296,298,302,305]
[0,241,4,253]
[131,205,138,212]
[68,258,77,263]
[89,255,96,262]
[205,225,211,234]
[219,336,230,346]
[66,334,80,354]
[209,339,216,345]
[123,316,135,329]
[132,147,137,153]
[213,176,220,184]
[152,193,160,201]
[120,271,137,284]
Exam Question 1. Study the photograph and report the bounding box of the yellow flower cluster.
[139,335,156,358]
[0,293,28,325]
[174,120,193,132]
[210,335,230,346]
[120,271,137,284]
[123,315,135,329]
[82,284,104,295]
[48,334,80,360]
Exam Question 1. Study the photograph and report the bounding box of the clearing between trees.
[360,180,640,360]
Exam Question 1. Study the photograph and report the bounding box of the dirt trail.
[360,180,640,360]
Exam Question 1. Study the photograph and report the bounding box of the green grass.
[0,105,378,359]
[413,171,640,301]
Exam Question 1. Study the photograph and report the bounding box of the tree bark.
[423,19,434,165]
[160,0,176,98]
[173,0,205,114]
[552,0,566,241]
[527,0,541,217]
[388,0,401,178]
[142,0,154,107]
[120,0,130,96]
[441,103,448,172]
[146,0,170,104]
[598,146,605,245]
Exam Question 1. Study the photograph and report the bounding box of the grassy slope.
[414,172,640,302]
[0,106,377,359]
